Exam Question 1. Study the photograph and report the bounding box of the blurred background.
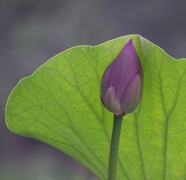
[1,0,186,179]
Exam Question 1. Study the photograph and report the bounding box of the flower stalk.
[108,114,123,180]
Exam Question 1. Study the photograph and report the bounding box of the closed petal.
[101,64,112,99]
[104,86,121,113]
[120,73,142,113]
[109,39,142,100]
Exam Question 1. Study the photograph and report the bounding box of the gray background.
[1,0,186,179]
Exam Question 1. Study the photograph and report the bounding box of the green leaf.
[6,34,186,180]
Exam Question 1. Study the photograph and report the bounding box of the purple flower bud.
[100,39,143,116]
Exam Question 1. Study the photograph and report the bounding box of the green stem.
[108,114,123,180]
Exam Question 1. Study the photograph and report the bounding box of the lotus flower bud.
[100,39,143,116]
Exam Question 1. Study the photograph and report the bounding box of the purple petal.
[101,64,112,99]
[109,39,142,100]
[120,73,142,113]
